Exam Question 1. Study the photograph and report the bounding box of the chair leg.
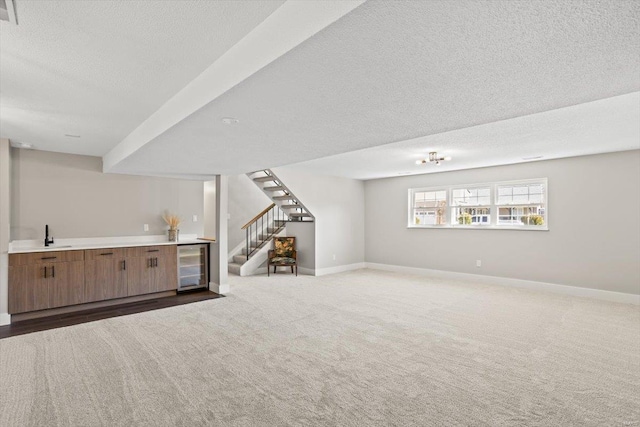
[295,265,298,276]
[291,265,293,274]
[268,264,270,276]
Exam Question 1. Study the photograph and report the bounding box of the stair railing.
[241,203,287,260]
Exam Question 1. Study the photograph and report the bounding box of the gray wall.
[203,180,217,239]
[364,150,640,295]
[272,167,365,270]
[0,139,10,322]
[10,149,204,240]
[227,174,272,250]
[285,221,316,270]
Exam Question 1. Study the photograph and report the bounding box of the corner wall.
[285,221,315,271]
[272,167,365,272]
[364,150,640,295]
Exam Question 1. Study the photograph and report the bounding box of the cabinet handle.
[155,257,158,267]
[41,256,57,260]
[43,266,47,279]
[99,252,114,256]
[52,266,55,278]
[147,249,160,253]
[122,260,126,270]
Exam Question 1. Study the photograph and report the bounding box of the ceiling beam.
[102,0,366,173]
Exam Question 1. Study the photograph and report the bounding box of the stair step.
[253,176,277,183]
[263,186,285,192]
[233,254,248,264]
[280,204,302,209]
[228,263,242,275]
[273,195,294,200]
[289,212,312,217]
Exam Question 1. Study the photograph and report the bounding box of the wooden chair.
[268,237,297,276]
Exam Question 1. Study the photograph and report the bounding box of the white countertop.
[8,234,214,254]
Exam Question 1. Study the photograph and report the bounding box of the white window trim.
[408,178,549,231]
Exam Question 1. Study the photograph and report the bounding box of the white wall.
[272,167,365,271]
[364,150,640,295]
[227,174,272,250]
[285,221,315,270]
[203,180,216,239]
[0,139,10,324]
[10,149,204,240]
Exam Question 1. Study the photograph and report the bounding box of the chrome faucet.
[44,224,54,247]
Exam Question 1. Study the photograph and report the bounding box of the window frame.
[408,178,548,231]
[408,188,448,226]
[449,185,492,227]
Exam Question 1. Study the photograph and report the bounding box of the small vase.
[168,228,179,242]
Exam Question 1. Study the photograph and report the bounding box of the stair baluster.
[241,203,286,261]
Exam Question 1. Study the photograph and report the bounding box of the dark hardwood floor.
[0,290,224,339]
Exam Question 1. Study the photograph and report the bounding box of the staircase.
[228,170,314,276]
[228,203,287,275]
[247,169,315,222]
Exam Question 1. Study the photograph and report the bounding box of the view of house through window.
[409,179,547,229]
[496,183,546,226]
[451,187,491,225]
[412,190,447,225]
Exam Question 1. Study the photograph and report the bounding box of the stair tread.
[280,204,302,208]
[253,176,277,182]
[263,186,285,191]
[289,212,312,216]
[273,195,294,200]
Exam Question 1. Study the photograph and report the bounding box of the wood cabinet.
[84,248,131,303]
[127,246,177,295]
[8,244,179,315]
[9,251,85,314]
[8,264,49,313]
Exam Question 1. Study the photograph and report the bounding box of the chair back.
[273,237,295,257]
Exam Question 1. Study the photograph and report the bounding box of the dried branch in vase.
[162,213,181,230]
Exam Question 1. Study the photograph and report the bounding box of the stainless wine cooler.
[177,244,209,292]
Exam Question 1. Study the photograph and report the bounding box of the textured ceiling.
[283,92,640,180]
[108,0,640,178]
[0,0,285,155]
[2,1,639,179]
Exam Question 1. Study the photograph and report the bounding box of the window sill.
[407,225,549,231]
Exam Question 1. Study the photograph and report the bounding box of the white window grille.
[408,179,547,230]
[451,187,491,226]
[495,182,546,226]
[410,190,447,226]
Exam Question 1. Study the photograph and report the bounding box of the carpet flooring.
[1,269,639,426]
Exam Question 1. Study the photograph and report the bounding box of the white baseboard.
[253,266,314,276]
[0,312,11,326]
[315,262,366,277]
[210,282,230,294]
[365,263,640,305]
[250,264,363,277]
[298,267,315,276]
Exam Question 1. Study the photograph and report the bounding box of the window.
[451,187,491,226]
[408,179,547,230]
[495,182,546,227]
[411,190,447,226]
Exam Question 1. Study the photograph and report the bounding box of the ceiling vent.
[0,0,18,25]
